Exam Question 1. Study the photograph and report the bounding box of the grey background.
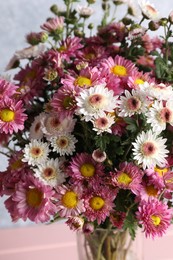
[0,0,173,228]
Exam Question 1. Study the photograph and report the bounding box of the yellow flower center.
[154,166,168,177]
[151,215,161,226]
[0,108,15,122]
[117,172,132,185]
[26,188,43,208]
[58,45,67,52]
[24,70,36,82]
[74,76,92,87]
[30,147,43,158]
[112,65,127,76]
[62,191,78,208]
[134,78,144,85]
[80,163,95,177]
[56,137,69,148]
[62,96,74,109]
[145,185,158,197]
[89,196,105,210]
[11,159,23,170]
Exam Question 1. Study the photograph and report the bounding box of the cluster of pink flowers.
[1,0,173,239]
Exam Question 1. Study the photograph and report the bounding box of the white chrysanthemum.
[75,84,118,121]
[29,113,46,140]
[50,133,77,156]
[76,5,94,17]
[42,114,76,138]
[132,130,168,169]
[22,139,50,166]
[33,158,65,187]
[139,82,173,101]
[117,89,149,117]
[146,100,173,134]
[138,0,160,21]
[91,112,114,135]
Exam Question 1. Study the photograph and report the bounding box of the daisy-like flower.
[29,112,46,140]
[127,71,154,89]
[33,158,65,187]
[0,97,27,134]
[136,198,172,238]
[91,112,115,134]
[138,0,160,21]
[11,174,56,223]
[140,82,173,101]
[51,85,79,117]
[75,84,118,121]
[101,55,136,78]
[0,78,18,99]
[76,5,94,18]
[146,100,173,133]
[55,185,85,217]
[67,153,104,183]
[117,89,149,117]
[132,130,169,169]
[84,185,116,224]
[41,17,64,33]
[50,133,77,156]
[42,113,76,137]
[22,139,50,166]
[110,162,143,195]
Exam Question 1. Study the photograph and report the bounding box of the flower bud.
[122,17,133,26]
[88,23,94,30]
[87,0,96,4]
[50,4,59,15]
[159,18,168,26]
[26,32,48,45]
[148,20,160,31]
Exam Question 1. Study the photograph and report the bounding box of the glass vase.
[76,228,138,260]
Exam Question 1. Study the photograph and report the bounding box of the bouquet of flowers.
[1,0,173,258]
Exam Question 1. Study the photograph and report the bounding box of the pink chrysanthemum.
[127,71,154,89]
[110,162,143,195]
[83,185,116,224]
[61,66,105,89]
[55,185,85,218]
[41,16,64,33]
[0,78,18,99]
[58,37,83,61]
[11,174,57,223]
[101,55,137,79]
[0,97,27,134]
[51,85,79,117]
[136,198,172,238]
[66,216,84,231]
[67,153,105,183]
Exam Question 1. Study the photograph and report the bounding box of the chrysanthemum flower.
[33,158,65,187]
[22,139,50,166]
[101,55,136,78]
[76,5,94,18]
[132,130,168,169]
[110,162,143,195]
[55,185,85,217]
[83,186,116,224]
[58,37,83,61]
[138,0,160,21]
[11,174,56,223]
[50,133,77,156]
[136,198,172,238]
[42,113,76,137]
[67,153,104,183]
[91,112,115,134]
[127,71,154,89]
[0,78,18,99]
[41,17,64,33]
[146,100,173,133]
[0,97,27,134]
[51,85,79,117]
[75,84,118,121]
[117,89,149,117]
